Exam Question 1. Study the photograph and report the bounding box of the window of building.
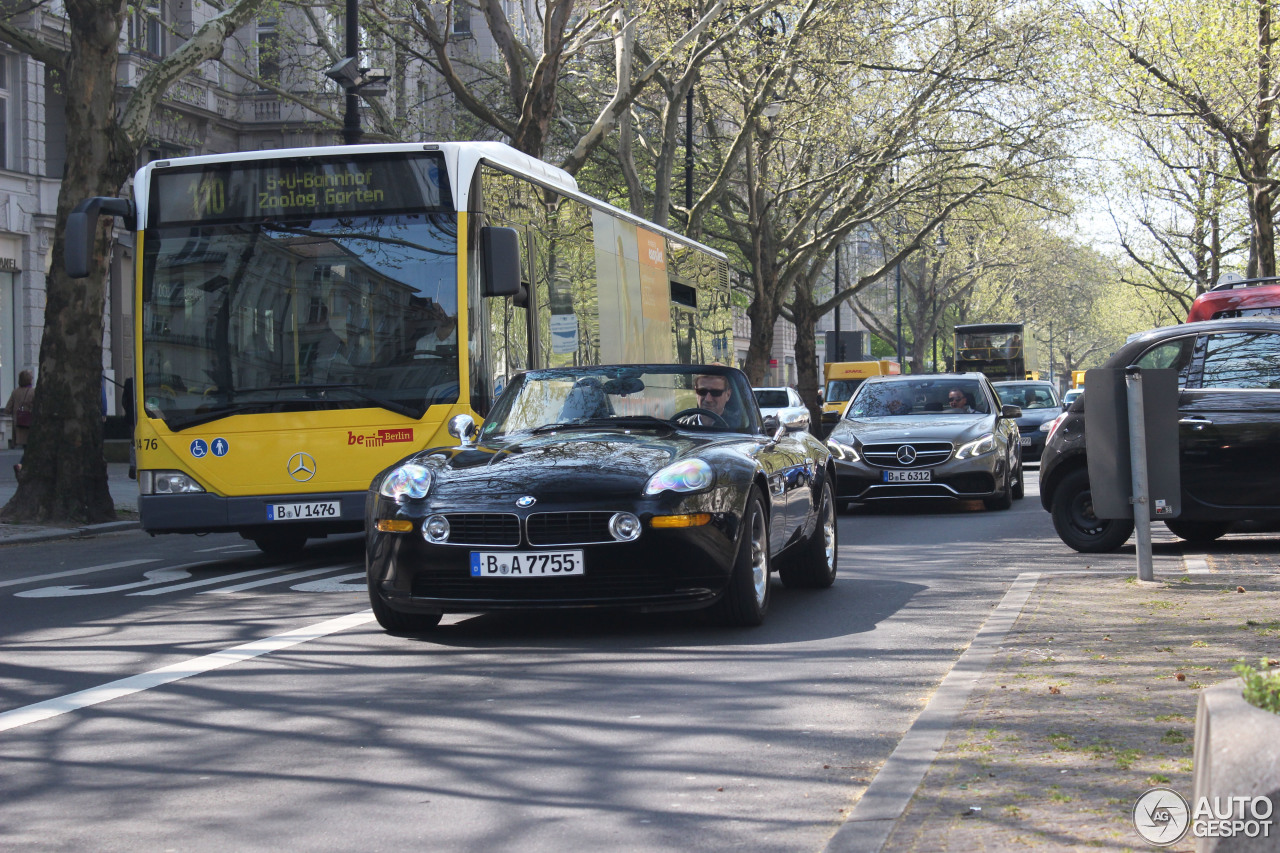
[452,4,472,35]
[257,19,279,88]
[0,56,10,171]
[132,1,166,57]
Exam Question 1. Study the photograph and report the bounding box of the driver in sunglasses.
[693,374,732,425]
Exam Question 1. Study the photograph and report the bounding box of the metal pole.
[1125,366,1154,581]
[895,261,903,366]
[833,250,842,361]
[342,0,362,144]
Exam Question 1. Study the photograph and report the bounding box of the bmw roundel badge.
[516,496,536,508]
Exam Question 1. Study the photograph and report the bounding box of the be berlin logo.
[1132,787,1275,846]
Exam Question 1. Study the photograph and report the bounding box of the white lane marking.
[195,544,257,554]
[127,567,284,596]
[17,567,197,598]
[0,559,158,590]
[205,566,358,594]
[1184,554,1212,574]
[292,572,365,592]
[0,610,376,733]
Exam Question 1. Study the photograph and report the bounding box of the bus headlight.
[955,433,996,459]
[139,470,206,495]
[379,464,432,500]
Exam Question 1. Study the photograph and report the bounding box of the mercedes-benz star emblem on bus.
[287,452,317,482]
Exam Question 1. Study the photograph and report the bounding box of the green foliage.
[1234,659,1280,714]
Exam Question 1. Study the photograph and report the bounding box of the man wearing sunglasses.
[693,374,732,425]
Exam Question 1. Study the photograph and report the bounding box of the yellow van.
[821,360,901,435]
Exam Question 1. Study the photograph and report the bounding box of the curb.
[0,518,140,545]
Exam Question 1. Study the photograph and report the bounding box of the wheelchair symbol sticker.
[211,438,229,457]
[190,439,208,458]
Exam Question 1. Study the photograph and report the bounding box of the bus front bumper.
[138,490,366,536]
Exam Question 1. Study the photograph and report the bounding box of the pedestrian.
[4,369,35,477]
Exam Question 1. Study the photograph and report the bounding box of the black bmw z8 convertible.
[365,364,838,634]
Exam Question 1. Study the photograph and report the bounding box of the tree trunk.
[0,1,132,524]
[789,286,823,426]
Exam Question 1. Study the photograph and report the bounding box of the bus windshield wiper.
[164,385,424,432]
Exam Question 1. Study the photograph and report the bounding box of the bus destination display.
[149,153,450,226]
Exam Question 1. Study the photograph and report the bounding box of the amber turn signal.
[376,519,414,533]
[649,513,711,528]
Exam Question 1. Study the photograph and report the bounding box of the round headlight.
[608,512,642,541]
[379,464,432,500]
[423,514,450,544]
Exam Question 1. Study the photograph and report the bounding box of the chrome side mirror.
[448,413,477,447]
[780,410,810,431]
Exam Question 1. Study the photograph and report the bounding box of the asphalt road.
[0,469,1099,852]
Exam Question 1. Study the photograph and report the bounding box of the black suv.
[1040,317,1280,552]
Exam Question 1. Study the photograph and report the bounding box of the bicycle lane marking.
[0,559,158,590]
[0,610,376,733]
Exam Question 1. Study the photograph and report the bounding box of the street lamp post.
[325,0,389,145]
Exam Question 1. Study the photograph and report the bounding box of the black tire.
[368,587,444,635]
[710,489,771,626]
[779,478,838,589]
[1012,457,1025,500]
[1164,519,1232,544]
[984,462,1014,511]
[252,530,308,559]
[1050,468,1135,553]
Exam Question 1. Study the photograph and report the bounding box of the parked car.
[366,364,838,634]
[1040,317,1280,552]
[1186,276,1280,322]
[1061,387,1083,408]
[753,386,810,430]
[824,373,1024,511]
[992,380,1062,464]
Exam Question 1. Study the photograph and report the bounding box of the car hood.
[404,430,726,501]
[1014,408,1061,428]
[830,414,993,445]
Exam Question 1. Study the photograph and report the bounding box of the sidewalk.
[0,448,140,543]
[866,536,1280,852]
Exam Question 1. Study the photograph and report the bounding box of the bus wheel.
[252,530,308,559]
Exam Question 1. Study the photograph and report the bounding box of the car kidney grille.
[443,513,521,546]
[526,511,616,545]
[862,441,953,468]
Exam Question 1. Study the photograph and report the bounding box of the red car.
[1187,276,1280,322]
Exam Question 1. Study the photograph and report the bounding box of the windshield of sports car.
[481,365,759,438]
[847,379,990,418]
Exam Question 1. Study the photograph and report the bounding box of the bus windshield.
[139,154,458,431]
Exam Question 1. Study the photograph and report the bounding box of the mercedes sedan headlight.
[379,464,433,500]
[955,433,996,459]
[644,459,713,495]
[826,439,860,462]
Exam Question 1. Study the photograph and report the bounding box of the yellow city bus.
[67,142,730,555]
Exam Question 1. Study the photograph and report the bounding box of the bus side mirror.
[65,197,136,278]
[481,226,523,298]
